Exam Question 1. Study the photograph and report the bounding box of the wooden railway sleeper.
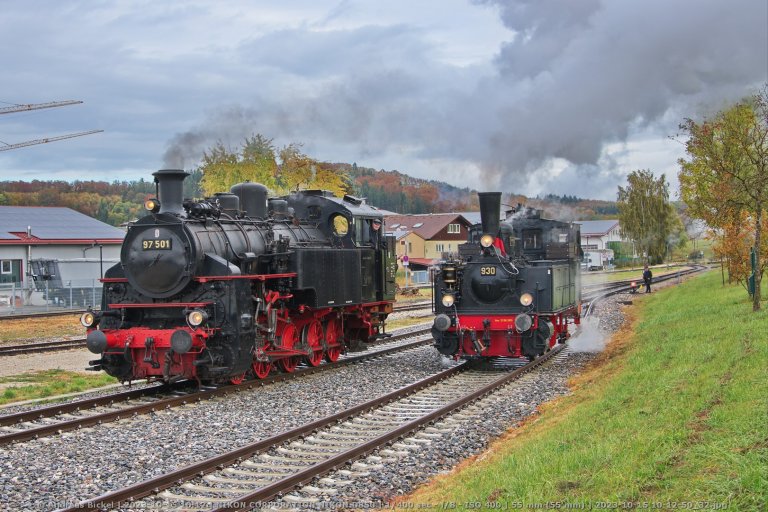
[203,474,278,486]
[240,460,306,472]
[182,483,255,494]
[223,467,288,478]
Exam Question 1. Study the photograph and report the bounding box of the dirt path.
[0,349,93,379]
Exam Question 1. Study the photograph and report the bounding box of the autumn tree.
[678,87,768,311]
[199,135,278,195]
[276,143,348,196]
[617,169,677,264]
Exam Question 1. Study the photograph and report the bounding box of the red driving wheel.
[252,360,271,379]
[324,317,343,362]
[303,320,324,367]
[277,323,299,373]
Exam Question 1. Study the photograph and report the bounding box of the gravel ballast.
[0,295,631,511]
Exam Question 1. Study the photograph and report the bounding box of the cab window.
[354,218,370,246]
[331,214,349,236]
[522,229,542,249]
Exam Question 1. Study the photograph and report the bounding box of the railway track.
[0,328,433,446]
[0,302,435,357]
[581,265,706,316]
[0,300,434,324]
[0,308,86,321]
[0,337,87,356]
[1,269,704,357]
[60,344,565,512]
[1,267,711,511]
[0,266,699,324]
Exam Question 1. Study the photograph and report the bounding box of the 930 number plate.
[142,239,172,250]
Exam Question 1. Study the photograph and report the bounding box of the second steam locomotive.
[431,192,582,360]
[83,169,396,384]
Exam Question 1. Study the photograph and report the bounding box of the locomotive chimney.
[153,169,189,216]
[478,192,502,235]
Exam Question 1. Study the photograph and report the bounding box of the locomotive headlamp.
[520,293,534,307]
[144,198,161,213]
[187,309,208,327]
[80,311,98,328]
[480,234,495,248]
[441,293,456,307]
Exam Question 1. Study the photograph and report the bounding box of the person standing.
[643,265,653,293]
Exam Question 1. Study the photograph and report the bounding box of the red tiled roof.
[384,213,471,240]
[407,257,438,267]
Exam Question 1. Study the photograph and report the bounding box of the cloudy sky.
[1,0,765,201]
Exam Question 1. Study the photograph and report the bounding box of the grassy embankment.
[0,315,118,406]
[0,370,117,405]
[405,270,767,510]
[581,265,691,285]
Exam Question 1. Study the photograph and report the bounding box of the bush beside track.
[404,270,767,510]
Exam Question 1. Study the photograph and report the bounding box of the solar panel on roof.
[0,207,125,240]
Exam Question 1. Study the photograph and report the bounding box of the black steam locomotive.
[431,192,582,360]
[83,169,396,384]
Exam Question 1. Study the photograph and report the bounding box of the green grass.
[406,270,767,510]
[0,370,118,405]
[386,317,431,331]
[396,287,433,303]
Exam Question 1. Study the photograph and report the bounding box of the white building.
[0,207,124,304]
[576,219,623,250]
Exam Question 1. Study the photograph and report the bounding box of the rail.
[59,344,564,511]
[0,329,433,445]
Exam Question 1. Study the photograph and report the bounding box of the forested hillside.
[0,170,203,226]
[0,165,617,226]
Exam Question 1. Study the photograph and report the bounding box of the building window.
[408,242,412,253]
[447,223,461,234]
[1,261,11,274]
[436,243,445,252]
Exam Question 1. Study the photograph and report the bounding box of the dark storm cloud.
[163,0,767,198]
[465,0,767,193]
[163,23,479,168]
[2,1,765,200]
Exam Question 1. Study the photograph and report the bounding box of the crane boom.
[0,100,83,115]
[0,130,103,152]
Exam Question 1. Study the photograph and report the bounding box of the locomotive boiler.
[83,169,396,384]
[431,192,582,360]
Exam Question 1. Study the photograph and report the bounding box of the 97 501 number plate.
[142,239,172,250]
